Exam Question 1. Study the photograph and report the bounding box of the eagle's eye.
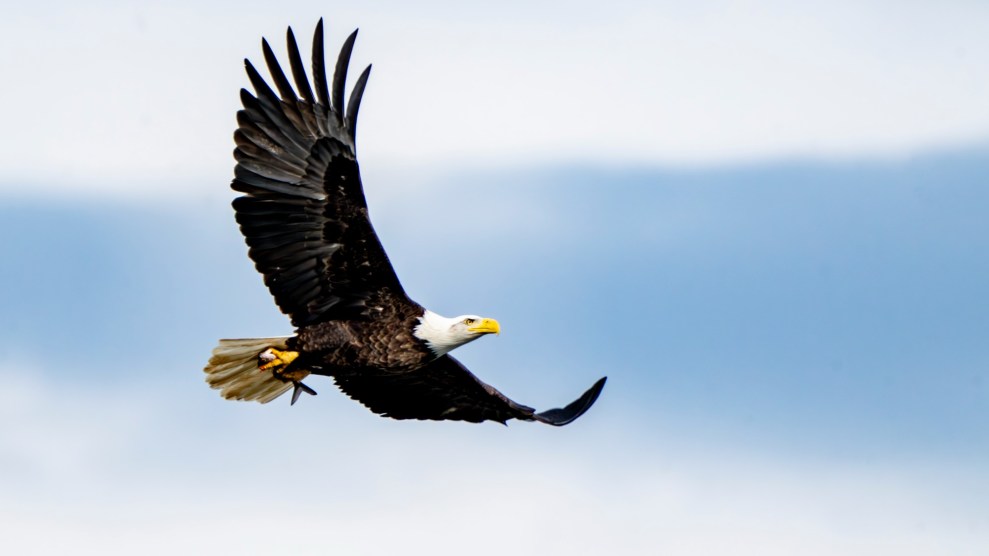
[463,318,475,325]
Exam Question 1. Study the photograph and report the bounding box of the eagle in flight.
[203,20,606,426]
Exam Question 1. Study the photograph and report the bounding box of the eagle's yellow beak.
[468,318,501,335]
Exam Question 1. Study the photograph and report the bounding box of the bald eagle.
[203,20,606,426]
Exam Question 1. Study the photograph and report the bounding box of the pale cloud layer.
[2,1,989,195]
[2,365,987,556]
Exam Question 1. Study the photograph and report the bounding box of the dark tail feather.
[291,381,318,405]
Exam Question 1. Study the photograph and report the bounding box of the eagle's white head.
[413,309,501,358]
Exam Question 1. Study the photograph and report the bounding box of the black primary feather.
[286,27,314,101]
[312,19,330,107]
[332,30,358,122]
[261,38,297,102]
[346,65,371,142]
[533,377,607,426]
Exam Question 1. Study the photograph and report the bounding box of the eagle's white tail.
[204,338,294,404]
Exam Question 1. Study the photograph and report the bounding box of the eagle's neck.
[413,309,473,358]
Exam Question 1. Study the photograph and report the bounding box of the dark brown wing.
[332,355,607,426]
[232,20,407,327]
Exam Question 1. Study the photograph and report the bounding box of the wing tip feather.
[533,376,607,426]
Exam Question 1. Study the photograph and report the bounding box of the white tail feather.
[204,338,294,404]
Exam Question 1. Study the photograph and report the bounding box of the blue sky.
[2,2,989,555]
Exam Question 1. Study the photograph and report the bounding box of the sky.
[3,0,989,192]
[2,2,989,554]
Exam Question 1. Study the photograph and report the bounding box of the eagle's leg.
[258,348,317,404]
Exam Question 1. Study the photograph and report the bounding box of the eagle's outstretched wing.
[232,20,406,326]
[332,355,607,426]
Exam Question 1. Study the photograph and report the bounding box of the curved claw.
[533,376,607,426]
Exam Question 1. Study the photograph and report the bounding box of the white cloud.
[2,364,986,555]
[0,363,153,479]
[1,1,989,196]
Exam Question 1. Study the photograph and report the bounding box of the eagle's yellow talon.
[258,348,299,371]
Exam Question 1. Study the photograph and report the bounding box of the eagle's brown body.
[290,303,430,373]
